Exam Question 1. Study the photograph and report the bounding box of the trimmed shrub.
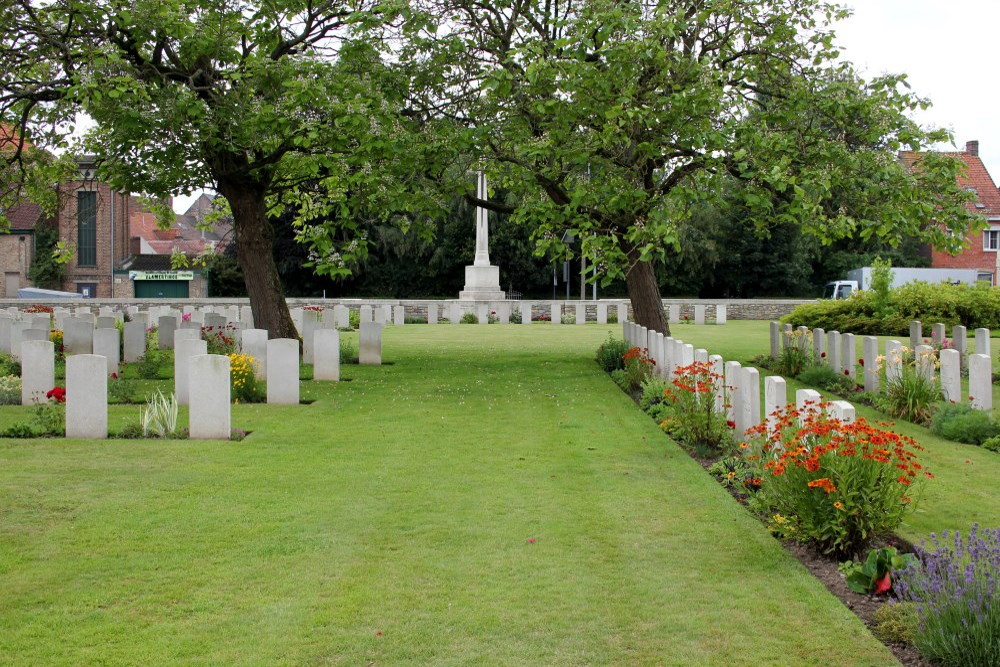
[930,402,1000,446]
[595,335,629,373]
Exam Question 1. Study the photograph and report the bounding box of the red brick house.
[901,140,1000,285]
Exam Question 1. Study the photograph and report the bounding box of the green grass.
[669,321,1000,539]
[0,325,896,665]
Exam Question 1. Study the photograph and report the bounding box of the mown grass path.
[1,325,897,665]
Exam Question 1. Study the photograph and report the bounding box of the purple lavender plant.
[894,524,1000,666]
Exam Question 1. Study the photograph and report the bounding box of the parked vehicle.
[824,267,983,300]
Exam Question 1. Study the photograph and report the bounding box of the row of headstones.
[770,321,993,411]
[19,340,231,439]
[622,322,855,434]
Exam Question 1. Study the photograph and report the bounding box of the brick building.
[54,157,133,298]
[0,202,46,297]
[900,140,1000,284]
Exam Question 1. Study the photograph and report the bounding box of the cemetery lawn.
[0,324,899,665]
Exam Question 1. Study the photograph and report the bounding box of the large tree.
[0,0,420,337]
[408,0,978,333]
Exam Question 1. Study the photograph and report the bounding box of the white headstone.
[17,327,48,363]
[393,305,405,326]
[939,348,961,403]
[932,322,946,346]
[694,305,705,325]
[477,302,489,325]
[427,304,438,325]
[668,304,680,324]
[64,319,94,356]
[909,321,922,352]
[969,353,992,411]
[764,376,787,434]
[715,305,727,325]
[738,367,761,434]
[359,322,383,365]
[975,328,990,357]
[302,313,321,365]
[497,303,511,324]
[520,302,532,324]
[725,360,742,424]
[617,303,628,324]
[0,317,11,354]
[360,305,373,324]
[93,328,120,375]
[841,333,856,379]
[862,336,880,393]
[828,400,856,424]
[314,329,341,382]
[915,344,935,383]
[596,303,608,324]
[769,322,780,359]
[266,338,300,405]
[66,354,107,438]
[189,354,231,439]
[241,329,268,380]
[95,316,116,330]
[827,331,841,370]
[158,315,178,350]
[20,340,55,407]
[812,328,825,362]
[952,325,968,370]
[574,303,585,325]
[174,338,207,405]
[709,354,725,413]
[885,340,903,385]
[795,388,823,425]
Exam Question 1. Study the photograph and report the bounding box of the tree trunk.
[625,246,670,336]
[216,179,298,340]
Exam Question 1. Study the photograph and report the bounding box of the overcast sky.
[176,1,999,213]
[835,0,1000,176]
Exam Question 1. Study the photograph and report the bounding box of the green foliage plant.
[107,372,138,404]
[460,312,479,324]
[595,335,629,373]
[930,402,1000,446]
[660,361,734,456]
[981,436,1000,453]
[840,547,917,595]
[796,363,856,395]
[869,256,895,318]
[136,353,161,380]
[621,346,655,392]
[202,325,239,356]
[347,310,360,330]
[742,403,930,558]
[873,346,939,425]
[27,225,67,289]
[776,329,811,377]
[141,390,180,438]
[0,353,21,377]
[340,337,358,364]
[0,375,21,405]
[871,602,918,644]
[31,398,65,437]
[639,376,670,412]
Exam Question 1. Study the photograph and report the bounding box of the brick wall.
[0,234,33,296]
[931,232,999,283]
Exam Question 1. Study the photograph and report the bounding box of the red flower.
[843,370,850,376]
[858,358,864,366]
[873,572,892,595]
[46,386,66,403]
[726,420,736,429]
[820,352,827,358]
[110,372,118,379]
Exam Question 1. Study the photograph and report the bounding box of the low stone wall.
[0,297,815,321]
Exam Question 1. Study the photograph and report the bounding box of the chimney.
[967,140,979,156]
[129,236,141,256]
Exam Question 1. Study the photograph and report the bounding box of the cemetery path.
[0,325,897,665]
